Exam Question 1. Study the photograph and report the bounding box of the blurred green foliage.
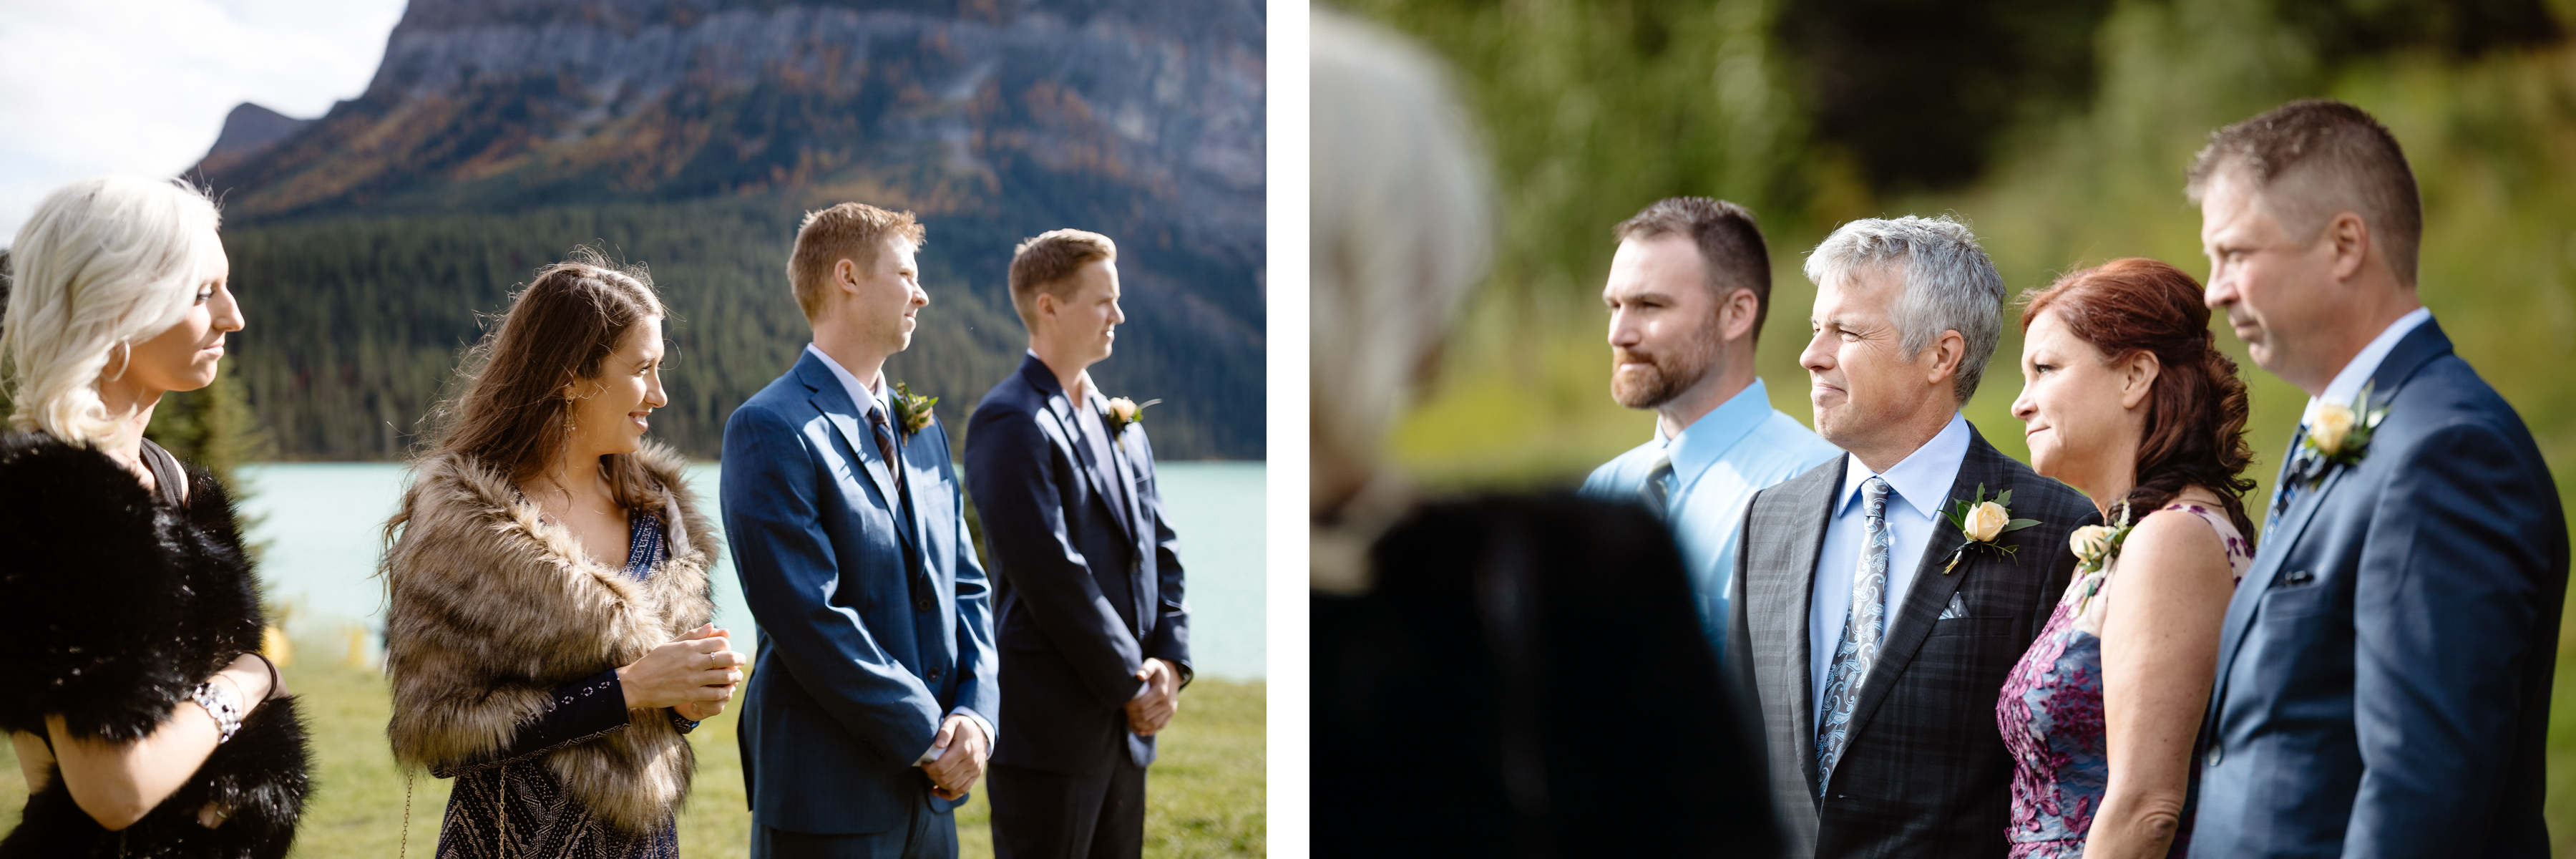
[1345,0,2576,847]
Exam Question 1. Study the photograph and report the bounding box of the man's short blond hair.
[1007,229,1117,329]
[789,202,925,320]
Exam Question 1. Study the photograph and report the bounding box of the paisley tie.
[1815,476,1891,795]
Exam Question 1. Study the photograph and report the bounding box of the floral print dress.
[1995,504,2253,858]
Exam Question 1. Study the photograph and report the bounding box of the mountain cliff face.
[187,0,1266,460]
[195,0,1261,260]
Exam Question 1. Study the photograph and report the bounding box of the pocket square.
[1938,592,1969,620]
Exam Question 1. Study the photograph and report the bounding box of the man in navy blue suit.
[724,202,1001,858]
[2187,100,2567,857]
[965,228,1191,859]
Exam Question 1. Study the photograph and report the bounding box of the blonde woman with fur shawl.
[1,178,311,858]
[381,251,745,858]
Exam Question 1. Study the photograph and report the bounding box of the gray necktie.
[1815,476,1891,794]
[1639,451,1677,517]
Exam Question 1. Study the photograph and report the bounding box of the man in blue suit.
[965,229,1190,859]
[2187,100,2567,857]
[724,202,1001,858]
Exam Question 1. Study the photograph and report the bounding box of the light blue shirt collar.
[1836,412,1971,523]
[806,343,889,418]
[2307,307,2431,419]
[1655,379,1777,482]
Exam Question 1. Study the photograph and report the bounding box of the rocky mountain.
[195,103,311,177]
[187,0,1267,460]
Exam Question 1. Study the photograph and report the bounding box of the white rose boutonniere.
[1939,485,2041,575]
[2068,500,2138,619]
[1106,396,1161,438]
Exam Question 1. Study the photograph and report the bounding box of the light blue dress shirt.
[1807,412,1971,720]
[802,343,996,758]
[1581,378,1842,664]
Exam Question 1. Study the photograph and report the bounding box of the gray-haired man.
[1727,215,2092,858]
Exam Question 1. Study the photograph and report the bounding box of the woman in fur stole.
[0,176,311,858]
[381,249,746,858]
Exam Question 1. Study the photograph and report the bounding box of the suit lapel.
[1840,430,1993,754]
[800,356,914,555]
[1050,392,1138,544]
[1753,457,1842,799]
[895,426,935,563]
[1091,392,1148,541]
[2210,319,2452,712]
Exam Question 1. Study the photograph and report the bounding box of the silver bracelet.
[190,680,245,743]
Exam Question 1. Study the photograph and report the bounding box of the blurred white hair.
[1,175,225,444]
[1310,9,1492,511]
[1802,214,2004,404]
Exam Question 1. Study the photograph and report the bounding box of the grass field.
[0,651,1266,857]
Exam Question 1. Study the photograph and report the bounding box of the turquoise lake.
[235,460,1267,680]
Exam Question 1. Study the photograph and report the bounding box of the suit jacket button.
[916,598,932,612]
[928,666,944,681]
[2205,744,2223,767]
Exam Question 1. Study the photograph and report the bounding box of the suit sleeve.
[1133,430,1192,682]
[938,422,1001,728]
[2344,420,2557,855]
[721,403,942,764]
[964,406,1149,708]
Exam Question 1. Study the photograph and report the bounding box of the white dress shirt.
[802,343,996,760]
[1808,412,1972,720]
[2303,307,2433,422]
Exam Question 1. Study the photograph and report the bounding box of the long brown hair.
[397,248,668,520]
[2021,258,2258,540]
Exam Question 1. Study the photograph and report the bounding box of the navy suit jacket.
[964,354,1191,775]
[2194,321,2567,857]
[721,351,1000,834]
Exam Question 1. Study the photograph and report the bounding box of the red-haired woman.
[1996,258,2260,858]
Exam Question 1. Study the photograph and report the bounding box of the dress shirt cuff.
[912,707,995,765]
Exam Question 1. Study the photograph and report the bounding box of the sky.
[0,0,409,243]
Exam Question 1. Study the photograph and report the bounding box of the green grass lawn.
[0,652,1265,857]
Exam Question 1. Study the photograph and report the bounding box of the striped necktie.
[1639,451,1677,517]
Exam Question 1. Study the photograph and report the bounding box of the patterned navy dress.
[434,510,690,859]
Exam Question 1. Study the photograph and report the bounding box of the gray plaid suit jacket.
[1727,422,2092,858]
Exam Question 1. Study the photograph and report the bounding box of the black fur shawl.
[0,432,311,858]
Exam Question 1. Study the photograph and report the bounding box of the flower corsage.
[1939,484,2041,574]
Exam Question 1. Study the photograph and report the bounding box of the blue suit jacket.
[721,351,1000,834]
[2194,321,2567,857]
[964,354,1191,775]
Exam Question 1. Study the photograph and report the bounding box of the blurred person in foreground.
[1580,196,1840,665]
[1309,9,1777,857]
[2185,98,2565,858]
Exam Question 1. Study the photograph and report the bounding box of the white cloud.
[0,0,407,243]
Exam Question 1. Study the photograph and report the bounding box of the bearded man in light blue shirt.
[1580,197,1840,664]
